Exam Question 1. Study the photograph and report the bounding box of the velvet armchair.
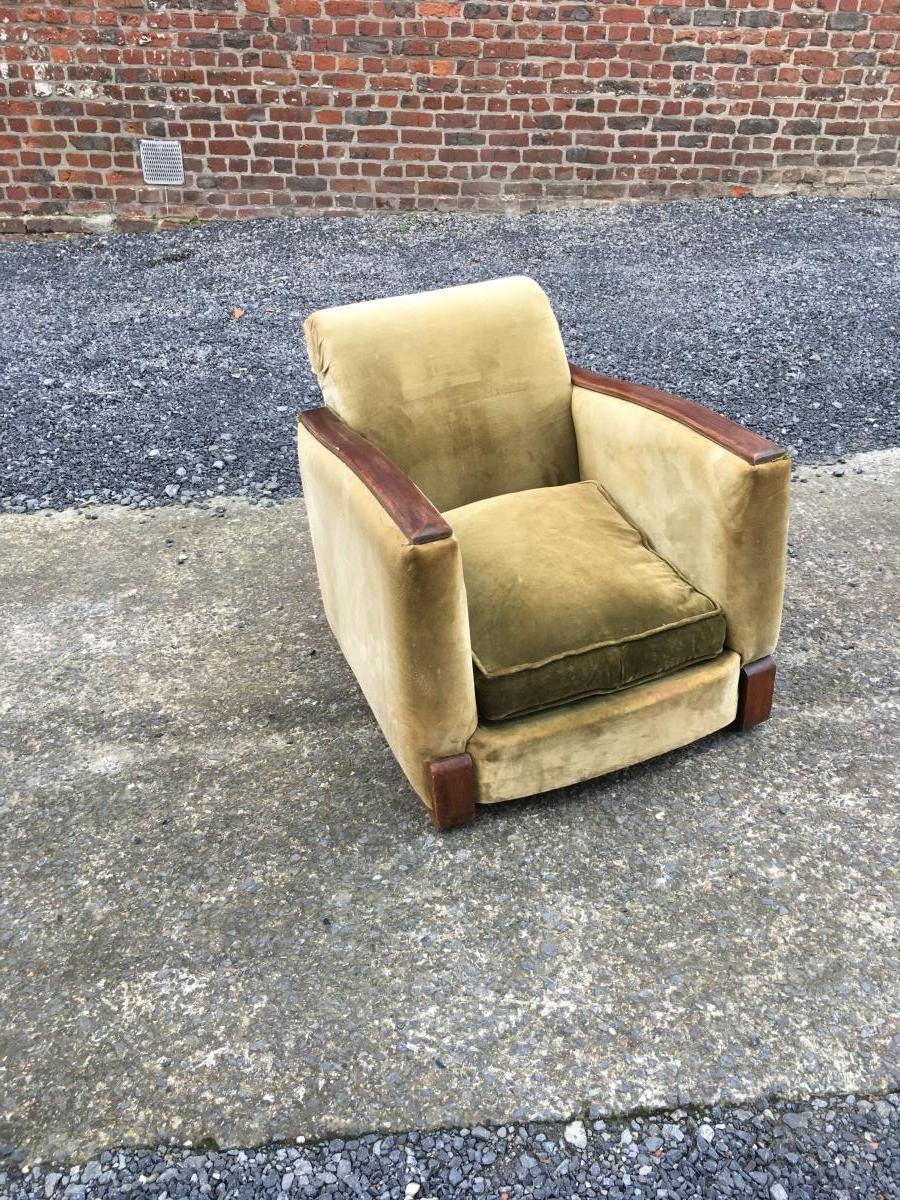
[297,277,790,829]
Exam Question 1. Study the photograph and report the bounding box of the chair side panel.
[297,422,478,805]
[572,385,791,665]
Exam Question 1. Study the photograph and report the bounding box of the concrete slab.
[0,454,898,1165]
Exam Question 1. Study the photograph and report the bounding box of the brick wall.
[1,0,898,235]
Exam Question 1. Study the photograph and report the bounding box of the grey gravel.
[2,204,899,1195]
[2,196,899,513]
[2,1093,898,1200]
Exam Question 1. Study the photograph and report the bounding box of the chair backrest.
[303,276,578,513]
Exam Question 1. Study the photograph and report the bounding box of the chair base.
[427,656,775,828]
[428,753,476,830]
[733,655,776,730]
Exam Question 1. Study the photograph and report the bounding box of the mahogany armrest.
[298,407,452,545]
[569,363,787,467]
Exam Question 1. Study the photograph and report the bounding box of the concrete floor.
[0,453,898,1165]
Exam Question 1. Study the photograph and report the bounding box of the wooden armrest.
[570,363,787,467]
[298,407,452,545]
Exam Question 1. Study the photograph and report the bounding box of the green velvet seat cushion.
[445,482,727,722]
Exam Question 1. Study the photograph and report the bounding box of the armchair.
[298,277,790,829]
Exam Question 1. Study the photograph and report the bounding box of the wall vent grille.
[139,139,184,186]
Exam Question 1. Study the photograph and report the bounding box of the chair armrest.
[299,406,452,545]
[570,365,787,466]
[297,409,477,807]
[570,364,791,665]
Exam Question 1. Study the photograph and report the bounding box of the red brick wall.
[1,0,898,235]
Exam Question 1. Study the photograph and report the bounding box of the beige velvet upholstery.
[572,386,791,664]
[468,651,741,805]
[303,276,578,512]
[297,420,477,805]
[445,482,727,721]
[298,276,789,820]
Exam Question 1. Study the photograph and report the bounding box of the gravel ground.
[2,1094,898,1200]
[2,201,899,1197]
[1,196,899,513]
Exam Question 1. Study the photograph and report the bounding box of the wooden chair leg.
[428,753,476,830]
[733,655,776,730]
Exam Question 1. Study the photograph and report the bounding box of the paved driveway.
[1,453,897,1165]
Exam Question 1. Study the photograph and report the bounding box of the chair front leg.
[734,656,776,730]
[429,753,477,830]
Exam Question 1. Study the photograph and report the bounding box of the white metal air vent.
[139,139,184,186]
